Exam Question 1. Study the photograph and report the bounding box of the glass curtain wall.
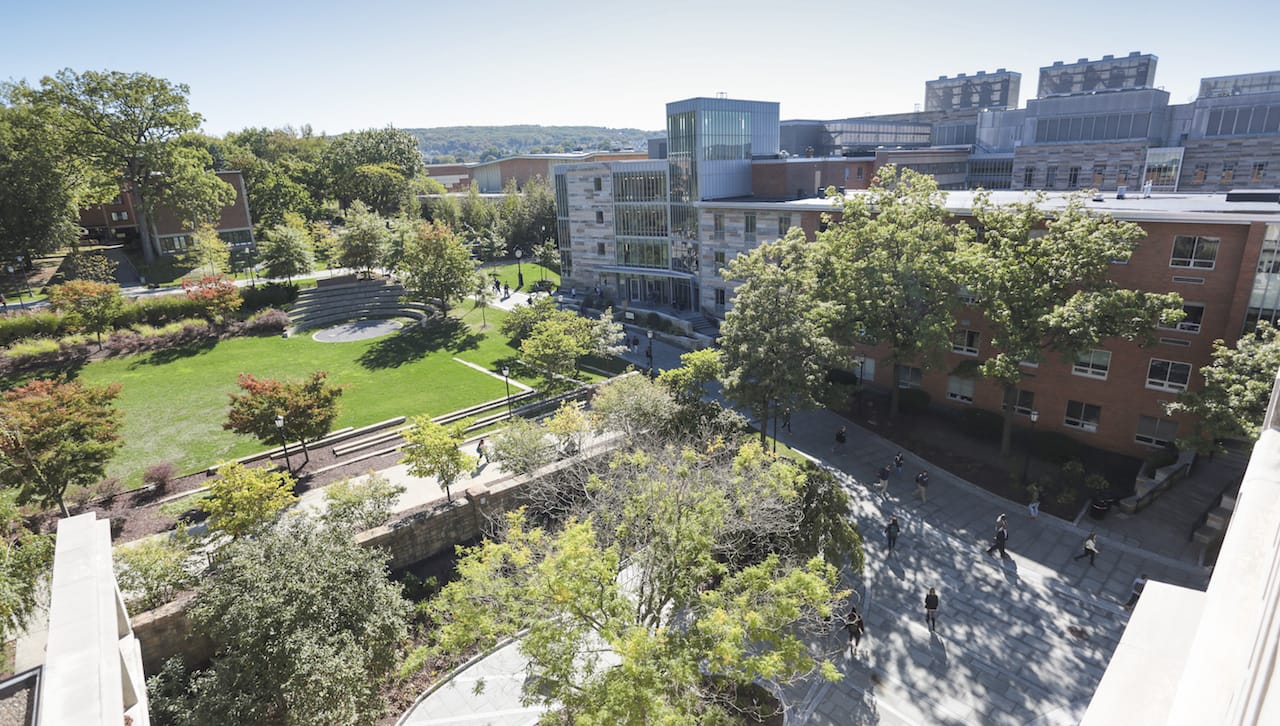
[1245,224,1280,332]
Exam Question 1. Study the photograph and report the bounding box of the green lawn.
[482,262,559,292]
[75,308,535,487]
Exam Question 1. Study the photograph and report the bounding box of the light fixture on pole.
[646,330,654,377]
[772,398,781,454]
[1020,409,1040,487]
[274,414,293,471]
[514,248,523,289]
[16,256,30,300]
[501,366,513,417]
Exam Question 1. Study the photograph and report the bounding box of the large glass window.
[777,214,792,238]
[1147,359,1192,392]
[744,213,757,242]
[616,239,670,269]
[946,376,975,403]
[1170,235,1219,269]
[612,170,667,202]
[614,205,668,237]
[952,329,980,355]
[897,366,923,390]
[713,213,725,241]
[1065,400,1102,432]
[1159,303,1205,333]
[671,240,699,274]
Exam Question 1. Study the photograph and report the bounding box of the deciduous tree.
[720,232,837,446]
[173,514,410,725]
[64,250,120,283]
[0,104,81,262]
[397,220,476,313]
[337,201,389,275]
[0,490,54,642]
[179,222,230,276]
[401,418,474,502]
[321,472,405,533]
[48,279,126,348]
[489,417,556,476]
[957,191,1185,453]
[114,536,198,612]
[259,223,314,282]
[816,165,973,416]
[198,463,297,540]
[1165,321,1280,452]
[224,371,345,460]
[0,379,123,516]
[520,312,593,387]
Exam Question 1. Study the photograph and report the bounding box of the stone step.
[1205,507,1232,529]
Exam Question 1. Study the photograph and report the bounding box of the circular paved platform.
[311,319,403,343]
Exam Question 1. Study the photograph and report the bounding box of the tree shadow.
[358,318,485,370]
[128,338,219,368]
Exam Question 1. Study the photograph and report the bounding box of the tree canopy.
[224,371,345,455]
[0,378,123,516]
[0,104,81,261]
[396,220,476,312]
[198,463,297,540]
[48,279,126,348]
[1166,322,1280,452]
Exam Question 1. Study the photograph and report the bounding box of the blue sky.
[3,0,1277,136]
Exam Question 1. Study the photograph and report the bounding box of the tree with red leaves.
[224,371,344,463]
[182,274,242,323]
[0,379,123,517]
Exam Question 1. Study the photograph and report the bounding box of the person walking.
[986,521,1009,557]
[1073,532,1100,566]
[1123,573,1149,610]
[894,451,905,475]
[875,464,891,497]
[846,606,865,654]
[1027,483,1041,520]
[915,470,930,503]
[924,587,940,632]
[476,438,488,464]
[885,516,900,553]
[783,407,792,432]
[832,425,847,453]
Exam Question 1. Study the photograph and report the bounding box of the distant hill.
[404,125,661,163]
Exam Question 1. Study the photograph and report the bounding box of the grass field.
[75,306,535,488]
[482,262,559,293]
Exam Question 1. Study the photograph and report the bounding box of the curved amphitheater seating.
[288,279,437,332]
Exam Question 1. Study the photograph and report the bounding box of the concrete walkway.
[397,390,1221,725]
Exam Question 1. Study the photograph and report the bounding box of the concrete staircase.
[690,315,719,337]
[287,279,437,332]
[1190,444,1251,548]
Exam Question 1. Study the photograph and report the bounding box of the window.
[1159,303,1205,333]
[1193,163,1208,184]
[1010,389,1035,416]
[714,251,726,272]
[1067,166,1081,189]
[1254,162,1268,183]
[1023,166,1034,188]
[1073,349,1111,379]
[1065,400,1101,432]
[593,177,602,191]
[1222,162,1235,186]
[1093,165,1106,187]
[1135,415,1179,447]
[159,235,190,253]
[956,285,978,305]
[714,288,726,307]
[946,376,975,403]
[952,329,980,355]
[595,211,604,224]
[744,213,757,242]
[1045,166,1058,187]
[1170,235,1219,269]
[110,211,129,222]
[1118,165,1131,186]
[713,213,725,240]
[777,214,792,237]
[897,366,923,390]
[1147,358,1192,392]
[596,242,606,256]
[856,167,864,180]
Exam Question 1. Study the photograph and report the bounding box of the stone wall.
[131,590,214,675]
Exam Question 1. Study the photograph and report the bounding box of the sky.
[3,0,1278,137]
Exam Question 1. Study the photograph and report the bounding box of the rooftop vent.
[1225,189,1280,203]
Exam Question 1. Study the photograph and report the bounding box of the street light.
[1020,410,1040,487]
[514,248,524,290]
[16,256,31,300]
[646,330,654,378]
[772,398,781,454]
[539,226,548,281]
[274,414,293,472]
[501,366,513,417]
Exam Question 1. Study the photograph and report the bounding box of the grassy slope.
[76,308,531,487]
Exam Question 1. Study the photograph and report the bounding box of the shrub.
[143,462,177,493]
[646,311,661,328]
[241,283,299,313]
[4,338,62,357]
[237,308,290,335]
[66,485,96,513]
[120,294,207,327]
[1033,431,1085,464]
[898,388,931,414]
[0,310,65,346]
[114,538,197,611]
[95,477,122,501]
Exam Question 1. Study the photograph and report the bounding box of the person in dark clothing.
[986,523,1009,557]
[885,516,900,552]
[894,451,904,474]
[1123,574,1149,610]
[832,426,847,453]
[915,470,930,503]
[875,464,891,497]
[783,407,792,432]
[846,606,865,653]
[924,587,940,632]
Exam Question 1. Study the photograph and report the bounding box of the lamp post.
[16,256,31,300]
[514,248,524,290]
[539,226,548,281]
[501,366,513,417]
[646,330,654,378]
[854,357,865,415]
[772,398,781,454]
[274,414,293,472]
[1020,410,1040,487]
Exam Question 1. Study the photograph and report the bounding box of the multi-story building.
[78,170,255,256]
[925,68,1021,112]
[555,89,1280,459]
[425,151,648,194]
